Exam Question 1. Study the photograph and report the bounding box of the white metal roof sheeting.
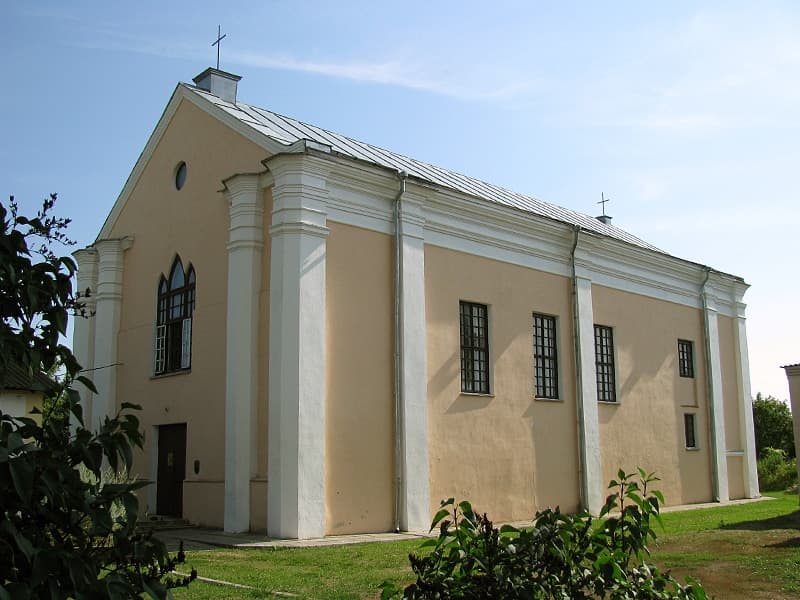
[186,84,660,251]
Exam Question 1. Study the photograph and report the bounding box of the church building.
[72,68,759,538]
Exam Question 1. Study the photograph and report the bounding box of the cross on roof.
[598,192,611,217]
[212,25,226,70]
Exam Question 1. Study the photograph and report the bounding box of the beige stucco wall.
[726,455,745,499]
[0,390,42,422]
[425,245,581,522]
[107,98,267,525]
[325,222,395,534]
[592,285,713,505]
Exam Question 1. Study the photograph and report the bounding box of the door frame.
[155,422,187,517]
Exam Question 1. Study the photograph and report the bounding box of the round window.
[174,161,187,190]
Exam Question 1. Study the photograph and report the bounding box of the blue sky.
[3,1,798,399]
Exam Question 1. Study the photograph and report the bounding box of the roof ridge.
[186,84,660,252]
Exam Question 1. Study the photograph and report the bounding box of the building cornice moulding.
[782,364,800,377]
[101,81,747,319]
[280,152,741,315]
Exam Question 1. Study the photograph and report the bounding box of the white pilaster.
[702,289,729,502]
[91,238,131,431]
[574,274,603,514]
[397,191,431,532]
[223,173,264,533]
[72,248,98,428]
[733,300,759,498]
[783,364,800,490]
[267,154,329,539]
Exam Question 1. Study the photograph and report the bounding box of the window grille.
[684,413,697,448]
[594,324,616,402]
[460,301,490,394]
[678,339,694,378]
[154,257,196,375]
[533,313,559,399]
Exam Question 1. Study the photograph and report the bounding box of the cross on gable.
[598,192,611,216]
[212,25,227,70]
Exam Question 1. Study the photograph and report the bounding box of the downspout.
[700,266,721,501]
[569,226,588,510]
[393,170,408,533]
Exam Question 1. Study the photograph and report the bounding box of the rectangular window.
[460,301,490,394]
[678,339,694,378]
[684,413,697,449]
[594,324,616,402]
[533,313,559,399]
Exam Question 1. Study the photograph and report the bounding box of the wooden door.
[156,423,186,517]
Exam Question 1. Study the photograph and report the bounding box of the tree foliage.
[752,392,795,459]
[382,469,707,600]
[0,195,195,598]
[756,447,797,491]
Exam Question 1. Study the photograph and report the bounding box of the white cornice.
[301,152,747,316]
[99,83,747,318]
[783,364,800,377]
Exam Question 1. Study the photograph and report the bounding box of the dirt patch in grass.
[654,526,800,599]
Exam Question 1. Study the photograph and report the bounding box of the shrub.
[381,469,707,600]
[752,393,795,459]
[757,447,798,491]
[0,195,195,598]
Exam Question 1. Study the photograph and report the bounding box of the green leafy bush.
[757,447,798,491]
[382,469,707,600]
[752,393,795,459]
[0,195,195,598]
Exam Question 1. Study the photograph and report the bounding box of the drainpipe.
[393,170,408,533]
[569,226,588,509]
[700,266,721,501]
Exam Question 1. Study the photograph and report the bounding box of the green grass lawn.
[173,493,800,600]
[654,492,800,599]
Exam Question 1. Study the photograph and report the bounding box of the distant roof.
[184,84,661,252]
[782,363,800,369]
[1,363,60,395]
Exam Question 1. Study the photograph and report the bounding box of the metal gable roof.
[184,83,660,252]
[1,363,60,394]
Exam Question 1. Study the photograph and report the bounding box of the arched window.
[154,257,196,374]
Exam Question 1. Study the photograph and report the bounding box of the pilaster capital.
[73,247,99,306]
[94,236,134,261]
[223,172,264,207]
[224,173,265,251]
[572,247,596,281]
[398,189,427,240]
[73,247,98,269]
[573,271,593,287]
[702,291,719,314]
[268,154,330,240]
[92,237,132,301]
[266,152,332,185]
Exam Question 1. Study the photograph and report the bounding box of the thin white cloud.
[70,27,539,102]
[229,49,534,100]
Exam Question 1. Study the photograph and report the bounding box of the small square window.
[678,339,694,378]
[460,301,490,394]
[684,413,697,449]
